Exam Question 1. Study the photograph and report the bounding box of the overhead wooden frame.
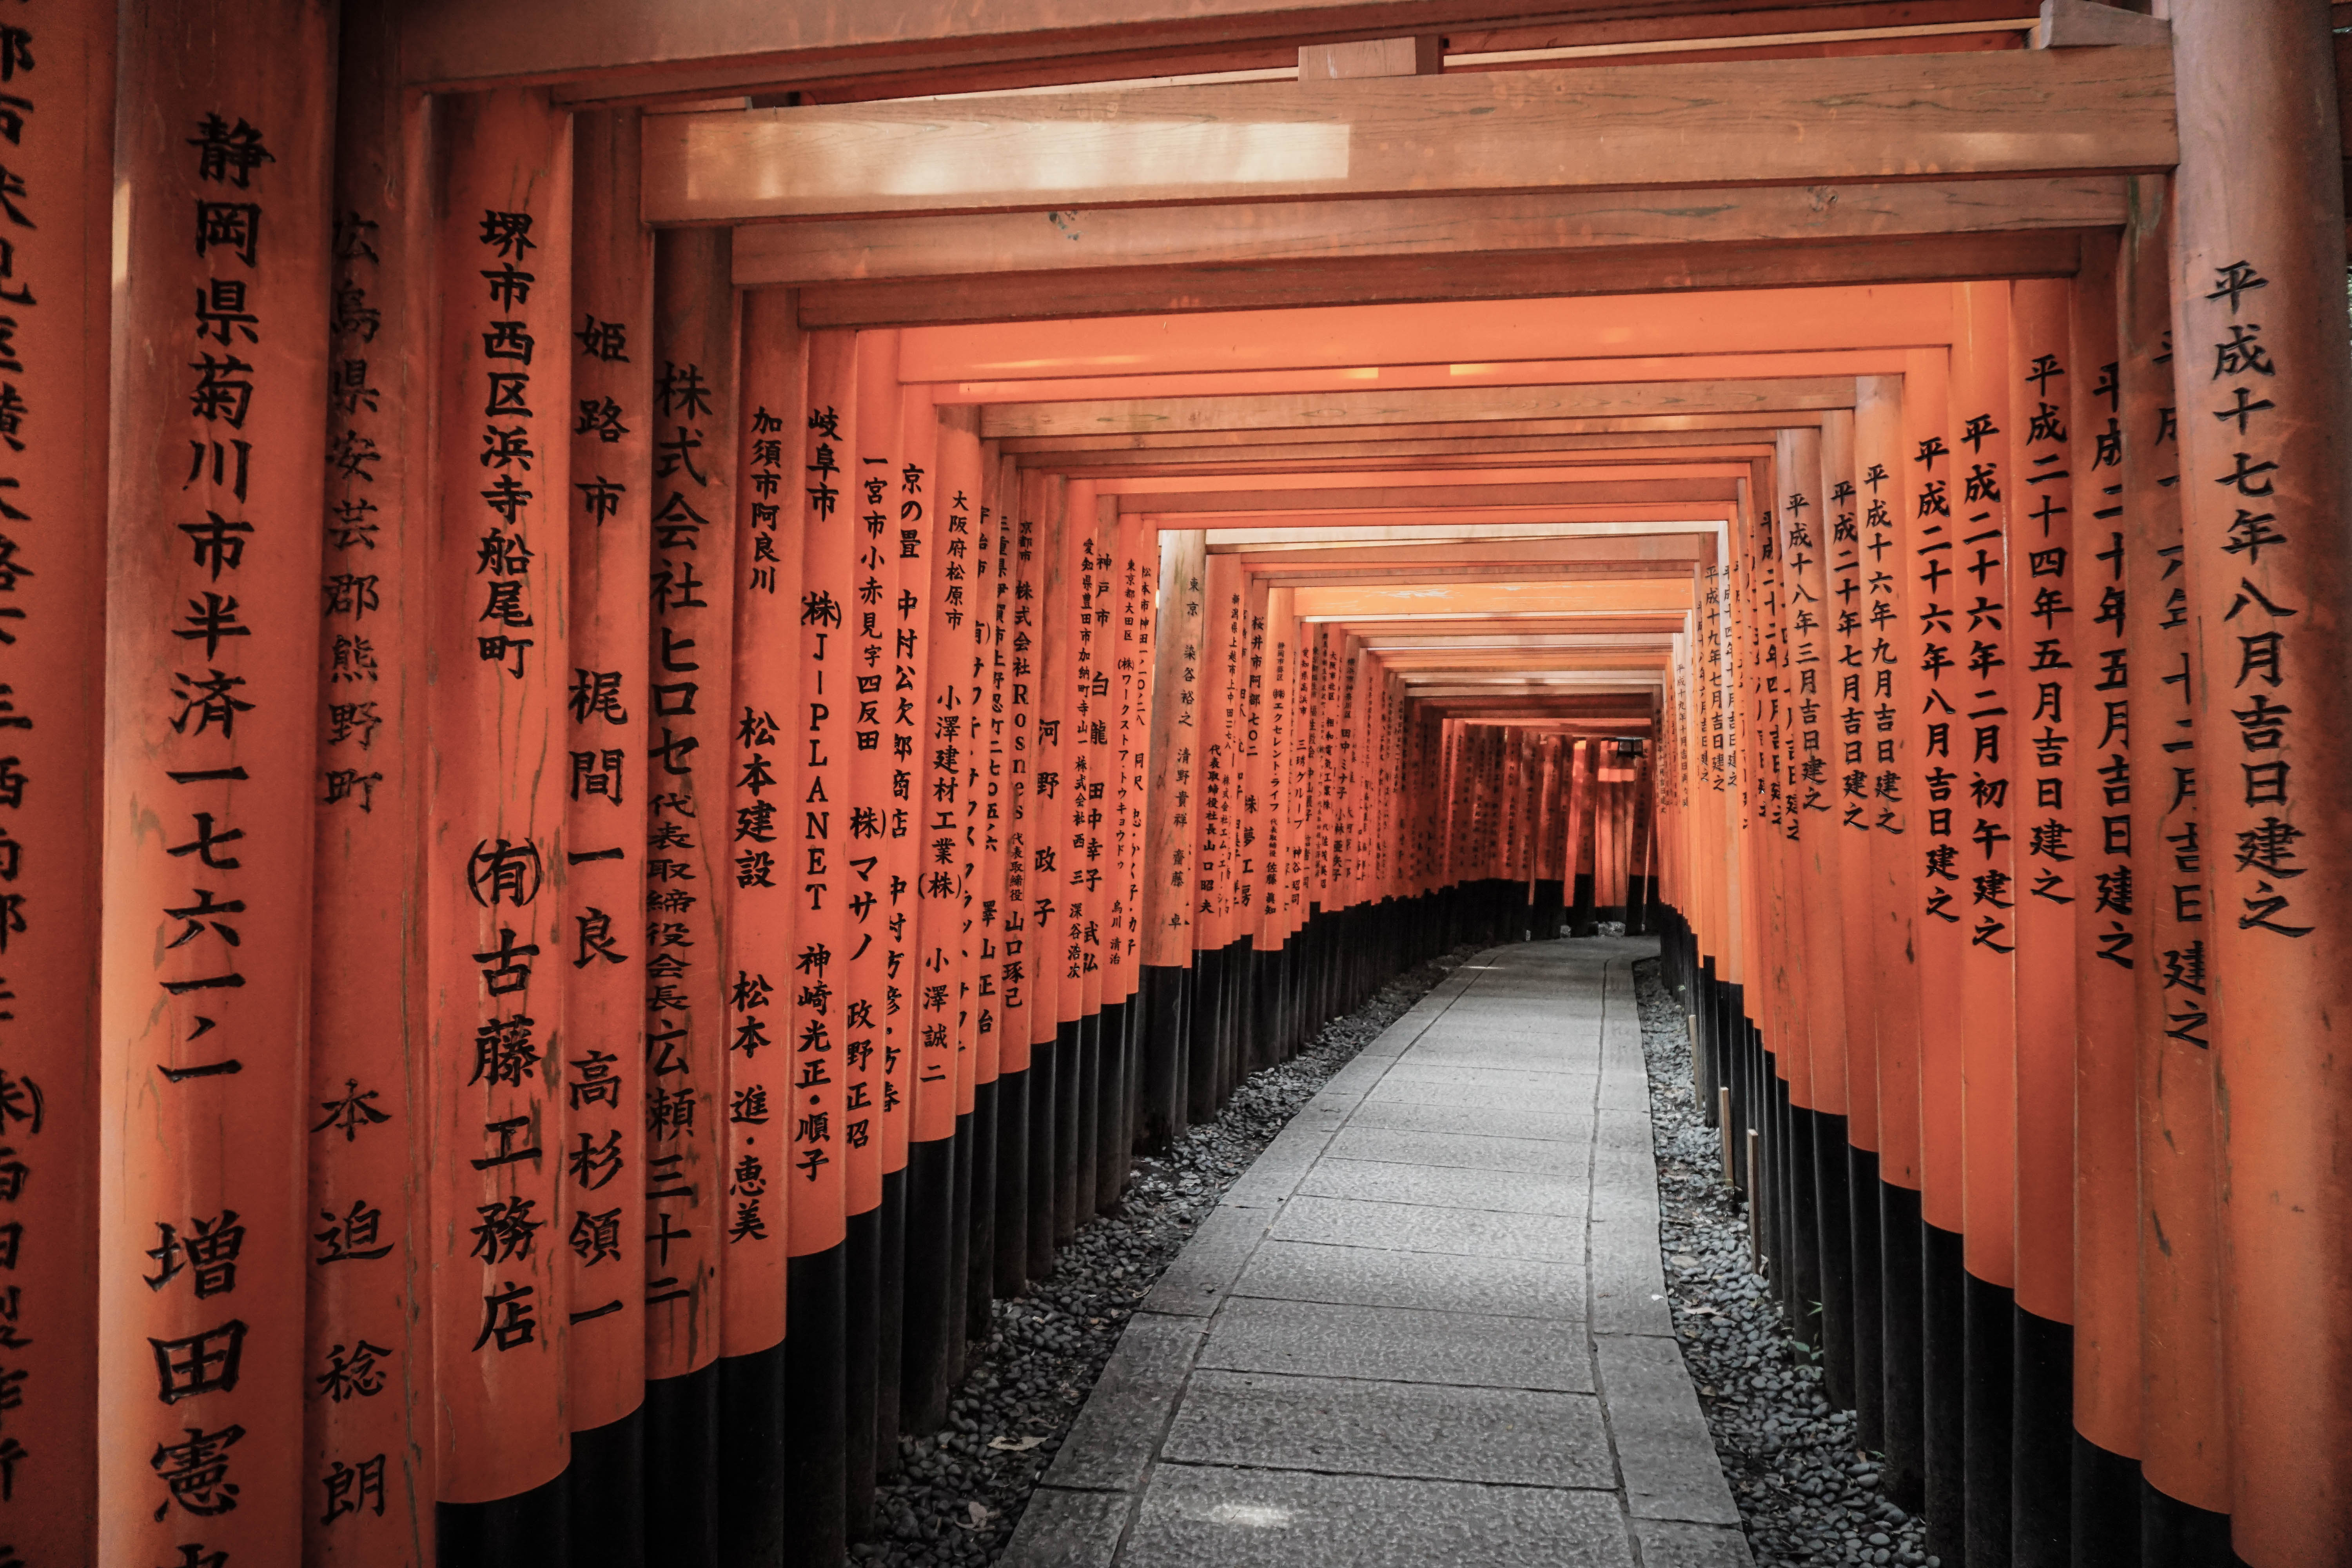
[646,47,2172,223]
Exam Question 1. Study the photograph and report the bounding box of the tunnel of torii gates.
[7,1,2352,1566]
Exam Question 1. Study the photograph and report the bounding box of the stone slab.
[1269,1194,1586,1263]
[1230,1238,1587,1321]
[1045,1313,1207,1492]
[1140,1205,1270,1317]
[1120,1464,1637,1568]
[1363,1074,1597,1116]
[999,1485,1134,1568]
[1198,1294,1594,1392]
[1629,1519,1757,1567]
[1162,1368,1615,1488]
[1595,1334,1744,1526]
[1323,1125,1586,1176]
[1345,1098,1595,1144]
[1296,1157,1590,1217]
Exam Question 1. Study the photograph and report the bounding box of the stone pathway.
[1001,937,1751,1568]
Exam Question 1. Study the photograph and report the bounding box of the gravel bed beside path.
[1632,955,1941,1568]
[859,945,1481,1566]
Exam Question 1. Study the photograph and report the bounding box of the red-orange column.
[9,5,110,1562]
[100,13,332,1561]
[2123,182,2229,1524]
[1778,427,1849,1130]
[971,451,1008,1111]
[560,103,653,1443]
[725,288,802,1401]
[1025,477,1072,1098]
[1822,408,1882,1160]
[2065,233,2139,1474]
[997,478,1038,1083]
[1141,532,1203,979]
[1901,345,1965,1241]
[1856,377,1921,1188]
[642,231,736,1455]
[2005,278,2078,1334]
[424,89,573,1510]
[2170,7,2352,1555]
[909,387,961,1156]
[309,17,430,1562]
[844,332,897,1263]
[790,331,853,1270]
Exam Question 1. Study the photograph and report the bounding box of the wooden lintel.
[2034,0,2171,49]
[1000,423,1802,456]
[1299,35,1443,78]
[982,378,1854,439]
[734,178,2124,285]
[649,47,2171,224]
[794,230,2090,327]
[1114,478,1739,513]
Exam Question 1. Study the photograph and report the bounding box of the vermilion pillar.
[310,11,430,1563]
[2122,179,2231,1532]
[722,283,800,1561]
[2066,231,2141,1498]
[425,86,572,1524]
[100,10,332,1563]
[11,5,110,1563]
[561,103,653,1476]
[2170,5,2352,1559]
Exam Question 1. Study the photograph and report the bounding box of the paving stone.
[1198,1294,1594,1391]
[1295,1156,1590,1217]
[1595,1334,1744,1526]
[1345,1097,1595,1144]
[999,1486,1134,1568]
[1588,1215,1673,1336]
[1269,1194,1586,1262]
[1045,1313,1207,1492]
[1323,1124,1586,1176]
[1363,1073,1596,1116]
[1628,1519,1756,1567]
[1230,1238,1587,1321]
[1121,1465,1636,1568]
[1163,1368,1615,1488]
[1140,1205,1272,1317]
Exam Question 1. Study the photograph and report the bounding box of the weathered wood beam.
[1114,477,1738,512]
[647,46,2172,223]
[1250,561,1698,584]
[398,0,1858,97]
[908,285,1949,382]
[1220,534,1713,565]
[734,177,2122,284]
[797,230,2088,325]
[1101,460,1749,494]
[983,377,1853,438]
[1169,503,1731,530]
[1002,424,1795,456]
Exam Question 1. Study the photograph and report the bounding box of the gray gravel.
[860,947,1481,1566]
[1632,955,1940,1568]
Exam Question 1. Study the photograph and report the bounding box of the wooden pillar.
[12,5,112,1564]
[421,86,574,1530]
[2170,5,2352,1558]
[721,283,801,1559]
[309,10,431,1562]
[2119,177,2234,1534]
[100,9,331,1563]
[783,328,855,1564]
[2065,232,2141,1496]
[561,104,654,1514]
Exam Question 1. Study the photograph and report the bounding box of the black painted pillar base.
[2011,1304,2072,1568]
[783,1244,849,1567]
[901,1136,957,1435]
[992,1065,1028,1299]
[1924,1221,1969,1563]
[1962,1269,2014,1568]
[967,1089,997,1343]
[1812,1111,1857,1412]
[437,1474,568,1568]
[1848,1146,1886,1454]
[948,1109,975,1386]
[1138,963,1187,1149]
[2138,1481,2243,1568]
[717,1342,787,1566]
[565,1406,642,1568]
[2071,1432,2141,1568]
[877,1169,907,1476]
[645,1363,720,1564]
[1880,1182,1928,1514]
[1096,999,1128,1214]
[1027,1037,1058,1281]
[844,1204,882,1535]
[1056,1015,1085,1244]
